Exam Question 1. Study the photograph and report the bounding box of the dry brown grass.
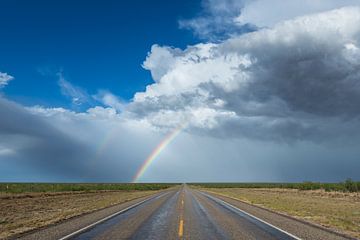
[203,188,360,239]
[0,190,158,239]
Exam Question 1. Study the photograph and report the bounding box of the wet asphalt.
[18,184,353,240]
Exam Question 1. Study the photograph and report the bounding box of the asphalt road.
[18,185,354,240]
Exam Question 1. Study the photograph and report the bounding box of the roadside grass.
[190,179,360,192]
[196,187,360,239]
[0,183,176,194]
[0,183,177,239]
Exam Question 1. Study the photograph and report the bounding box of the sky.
[1,0,360,182]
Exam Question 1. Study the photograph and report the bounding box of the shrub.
[344,178,358,192]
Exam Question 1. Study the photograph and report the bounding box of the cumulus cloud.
[3,6,360,182]
[130,7,360,142]
[0,72,14,88]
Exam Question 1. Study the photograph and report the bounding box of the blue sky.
[1,0,360,182]
[0,0,199,107]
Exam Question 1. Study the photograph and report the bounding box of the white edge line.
[201,191,302,240]
[58,192,169,240]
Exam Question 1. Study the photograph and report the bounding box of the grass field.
[0,183,177,239]
[190,179,360,192]
[0,183,176,193]
[196,187,360,239]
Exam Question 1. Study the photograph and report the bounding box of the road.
[18,185,353,240]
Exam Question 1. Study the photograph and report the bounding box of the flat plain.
[0,183,174,239]
[199,187,360,239]
[1,183,359,239]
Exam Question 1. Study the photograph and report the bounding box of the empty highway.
[18,185,353,240]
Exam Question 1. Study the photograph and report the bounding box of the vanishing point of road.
[18,184,353,240]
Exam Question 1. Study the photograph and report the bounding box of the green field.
[190,179,360,192]
[0,183,177,193]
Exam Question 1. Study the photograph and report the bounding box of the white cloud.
[0,72,14,88]
[236,0,360,27]
[3,97,359,182]
[138,43,250,99]
[142,45,181,82]
[3,5,360,182]
[179,0,254,40]
[180,0,360,40]
[94,90,125,112]
[130,7,360,142]
[0,147,15,156]
[58,73,91,105]
[57,74,125,111]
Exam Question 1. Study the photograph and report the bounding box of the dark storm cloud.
[0,98,91,178]
[0,98,139,181]
[220,23,360,118]
[2,6,360,183]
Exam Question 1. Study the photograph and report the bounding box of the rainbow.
[132,123,187,183]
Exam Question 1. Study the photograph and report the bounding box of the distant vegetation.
[190,179,360,192]
[0,183,177,193]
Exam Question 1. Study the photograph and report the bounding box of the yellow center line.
[178,219,184,237]
[178,189,185,239]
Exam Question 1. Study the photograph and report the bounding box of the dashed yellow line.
[178,219,184,237]
[178,188,185,238]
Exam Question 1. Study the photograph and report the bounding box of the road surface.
[18,185,353,240]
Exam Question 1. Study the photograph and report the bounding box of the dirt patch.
[0,190,158,239]
[203,188,360,239]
